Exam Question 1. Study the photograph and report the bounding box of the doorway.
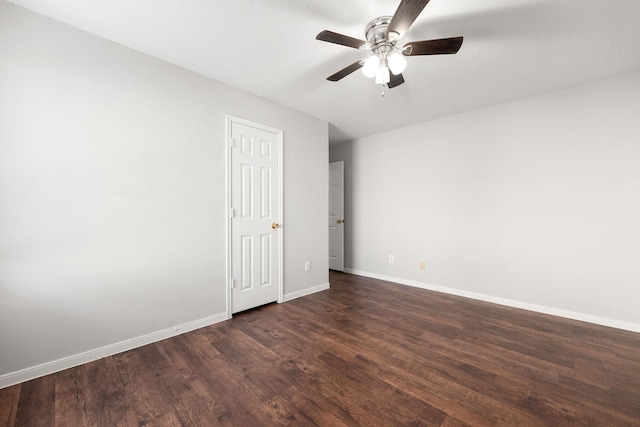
[329,161,344,271]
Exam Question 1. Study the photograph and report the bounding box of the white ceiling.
[8,0,640,144]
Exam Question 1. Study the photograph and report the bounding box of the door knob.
[272,223,280,229]
[337,219,344,224]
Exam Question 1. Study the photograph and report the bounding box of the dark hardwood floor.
[2,271,640,426]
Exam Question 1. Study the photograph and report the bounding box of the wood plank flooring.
[2,271,640,426]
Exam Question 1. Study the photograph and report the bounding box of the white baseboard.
[2,281,333,390]
[283,282,330,302]
[0,312,229,389]
[344,268,640,334]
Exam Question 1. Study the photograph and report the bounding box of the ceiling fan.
[316,0,463,89]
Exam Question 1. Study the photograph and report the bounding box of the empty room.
[1,0,639,425]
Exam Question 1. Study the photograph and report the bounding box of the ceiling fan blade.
[316,30,367,49]
[387,0,431,40]
[388,73,405,89]
[403,36,463,56]
[327,61,364,81]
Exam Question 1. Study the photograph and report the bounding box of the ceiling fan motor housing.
[365,16,397,51]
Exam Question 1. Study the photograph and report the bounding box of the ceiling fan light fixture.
[388,51,407,75]
[362,54,380,78]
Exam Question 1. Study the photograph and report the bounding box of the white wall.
[330,70,640,331]
[0,2,328,385]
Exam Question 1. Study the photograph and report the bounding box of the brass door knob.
[272,223,280,229]
[337,219,344,224]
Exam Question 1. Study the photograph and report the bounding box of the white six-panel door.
[227,116,282,314]
[329,161,344,271]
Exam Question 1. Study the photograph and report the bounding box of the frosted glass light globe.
[362,55,380,78]
[388,52,407,75]
[375,66,390,84]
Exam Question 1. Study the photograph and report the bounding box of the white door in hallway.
[228,116,282,314]
[329,161,344,271]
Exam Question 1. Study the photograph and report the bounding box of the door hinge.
[231,279,238,289]
[230,138,237,148]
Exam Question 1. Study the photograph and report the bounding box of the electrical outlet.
[305,261,311,272]
[419,261,425,270]
[388,254,394,263]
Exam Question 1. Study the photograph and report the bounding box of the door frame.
[225,114,284,319]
